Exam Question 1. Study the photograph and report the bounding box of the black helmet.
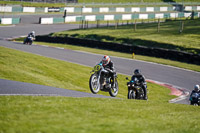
[134,69,141,75]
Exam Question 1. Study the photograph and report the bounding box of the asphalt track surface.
[0,79,112,98]
[0,16,200,103]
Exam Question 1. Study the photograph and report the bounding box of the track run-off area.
[0,19,200,104]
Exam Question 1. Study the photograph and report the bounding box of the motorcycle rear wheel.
[89,74,100,94]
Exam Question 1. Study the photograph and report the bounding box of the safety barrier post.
[179,20,184,33]
[115,20,118,29]
[134,19,137,31]
[157,18,160,33]
[97,20,100,28]
[81,20,84,29]
[107,20,109,27]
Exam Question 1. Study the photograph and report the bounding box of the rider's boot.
[143,86,148,100]
[143,96,148,100]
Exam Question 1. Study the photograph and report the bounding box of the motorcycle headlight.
[128,84,130,87]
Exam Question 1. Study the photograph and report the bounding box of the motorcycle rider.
[28,31,35,39]
[131,69,147,100]
[190,84,200,96]
[24,31,35,44]
[100,55,116,88]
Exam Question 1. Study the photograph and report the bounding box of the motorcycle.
[89,63,118,97]
[23,36,34,45]
[126,77,147,100]
[189,92,200,106]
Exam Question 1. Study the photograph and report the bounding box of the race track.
[0,79,112,98]
[0,17,200,103]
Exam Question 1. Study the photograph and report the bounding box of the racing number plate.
[94,65,101,72]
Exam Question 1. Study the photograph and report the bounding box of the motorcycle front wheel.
[109,80,118,97]
[128,89,136,99]
[89,74,100,94]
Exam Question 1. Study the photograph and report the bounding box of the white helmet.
[194,84,200,92]
[31,31,35,34]
[102,55,110,66]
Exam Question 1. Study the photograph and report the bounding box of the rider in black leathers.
[24,31,35,44]
[190,84,200,97]
[100,55,116,87]
[131,69,147,100]
[28,31,35,38]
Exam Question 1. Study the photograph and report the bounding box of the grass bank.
[1,96,200,133]
[52,19,200,54]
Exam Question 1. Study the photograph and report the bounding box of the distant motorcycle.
[23,36,34,45]
[189,92,200,106]
[89,63,118,97]
[126,77,147,99]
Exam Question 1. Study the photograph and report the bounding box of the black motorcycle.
[89,63,118,97]
[126,77,147,100]
[23,36,34,45]
[189,92,200,106]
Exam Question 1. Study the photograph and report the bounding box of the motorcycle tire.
[128,90,136,99]
[191,102,199,106]
[109,80,118,97]
[89,74,100,94]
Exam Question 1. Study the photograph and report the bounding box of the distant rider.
[100,55,116,87]
[24,31,35,44]
[28,31,35,39]
[131,69,147,100]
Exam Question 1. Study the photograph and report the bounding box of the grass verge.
[0,24,11,26]
[0,96,200,133]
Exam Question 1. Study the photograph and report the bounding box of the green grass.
[52,19,200,54]
[0,24,10,26]
[0,45,200,133]
[1,96,200,133]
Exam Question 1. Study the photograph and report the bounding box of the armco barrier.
[36,35,200,65]
[1,5,200,13]
[40,12,199,24]
[0,18,20,24]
